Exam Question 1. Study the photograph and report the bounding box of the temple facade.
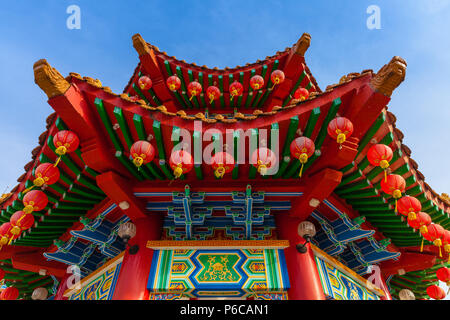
[0,33,449,300]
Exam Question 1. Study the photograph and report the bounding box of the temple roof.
[1,33,448,299]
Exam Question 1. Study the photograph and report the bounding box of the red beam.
[96,171,147,221]
[379,249,437,276]
[290,168,342,220]
[11,249,67,278]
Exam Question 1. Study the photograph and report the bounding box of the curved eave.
[123,34,321,112]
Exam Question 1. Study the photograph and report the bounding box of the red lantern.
[294,87,309,101]
[0,223,19,246]
[169,150,194,178]
[130,141,155,168]
[436,267,450,286]
[290,137,315,178]
[380,174,405,212]
[442,230,450,262]
[367,144,393,182]
[229,81,243,100]
[33,163,60,187]
[327,117,354,147]
[408,211,431,230]
[250,75,264,90]
[53,130,80,166]
[0,268,4,281]
[426,285,446,300]
[23,190,48,214]
[270,70,285,89]
[138,75,152,91]
[397,196,422,220]
[251,148,277,176]
[187,81,202,101]
[206,86,221,104]
[422,224,445,257]
[10,211,35,235]
[166,75,181,91]
[0,287,19,300]
[211,152,235,178]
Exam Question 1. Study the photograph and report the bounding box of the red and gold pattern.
[206,86,221,104]
[33,163,60,187]
[0,223,19,246]
[10,211,34,237]
[130,140,156,168]
[53,130,80,166]
[327,117,354,146]
[421,223,445,257]
[397,196,422,220]
[367,144,393,182]
[211,152,235,179]
[166,75,181,91]
[250,75,264,90]
[270,70,285,90]
[251,148,277,176]
[380,174,405,213]
[138,75,152,91]
[187,81,202,101]
[169,150,194,178]
[229,81,243,100]
[293,87,309,101]
[23,190,48,214]
[290,136,315,178]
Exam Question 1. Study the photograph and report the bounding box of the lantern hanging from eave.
[0,286,19,300]
[421,223,445,256]
[229,81,243,101]
[327,117,354,148]
[206,86,221,104]
[270,70,285,90]
[130,141,155,168]
[187,81,202,101]
[10,211,35,236]
[23,163,60,194]
[367,144,393,182]
[166,75,181,92]
[251,147,277,176]
[294,87,309,101]
[53,130,80,166]
[169,150,194,178]
[0,223,19,247]
[426,285,446,300]
[22,190,48,214]
[442,230,450,262]
[250,75,264,90]
[138,75,152,91]
[380,174,405,213]
[290,137,315,178]
[436,267,450,288]
[407,211,431,231]
[397,196,422,220]
[211,152,235,179]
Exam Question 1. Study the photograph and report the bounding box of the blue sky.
[0,0,449,298]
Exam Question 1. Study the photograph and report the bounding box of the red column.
[276,214,325,300]
[112,214,162,300]
[53,273,70,300]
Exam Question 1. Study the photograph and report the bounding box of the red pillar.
[53,273,70,300]
[112,214,162,300]
[276,214,325,300]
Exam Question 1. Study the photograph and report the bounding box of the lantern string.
[54,156,62,167]
[420,238,424,252]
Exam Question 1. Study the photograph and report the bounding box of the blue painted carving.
[44,204,126,275]
[311,199,400,275]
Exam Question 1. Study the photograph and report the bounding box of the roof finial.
[132,33,151,56]
[33,59,70,99]
[295,33,311,56]
[370,56,407,97]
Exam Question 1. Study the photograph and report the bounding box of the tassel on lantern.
[434,239,443,257]
[298,153,309,178]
